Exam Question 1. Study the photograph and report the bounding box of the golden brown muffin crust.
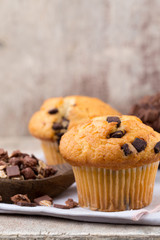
[59,115,160,170]
[29,96,120,141]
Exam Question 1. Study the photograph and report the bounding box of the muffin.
[29,96,120,165]
[130,93,160,133]
[60,115,160,211]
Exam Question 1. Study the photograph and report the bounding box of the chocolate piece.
[16,202,37,207]
[65,198,78,208]
[21,167,36,180]
[52,122,63,130]
[10,150,29,158]
[132,138,147,152]
[154,141,160,154]
[11,194,31,204]
[121,144,132,156]
[48,108,59,114]
[44,167,57,178]
[9,157,23,166]
[106,116,121,127]
[6,166,20,178]
[129,93,160,133]
[23,156,38,168]
[34,195,53,205]
[0,149,8,162]
[0,195,2,201]
[53,203,70,209]
[110,130,126,138]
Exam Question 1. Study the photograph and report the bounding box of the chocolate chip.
[34,195,53,205]
[154,141,160,154]
[6,166,20,178]
[52,122,63,130]
[21,167,36,180]
[48,108,59,114]
[106,116,121,127]
[110,130,126,138]
[132,138,147,152]
[65,198,78,208]
[0,196,2,201]
[53,203,70,209]
[121,144,132,156]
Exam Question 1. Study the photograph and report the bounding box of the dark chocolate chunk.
[53,203,70,209]
[0,195,2,201]
[16,202,37,207]
[56,132,64,138]
[132,138,147,152]
[44,167,57,178]
[21,167,36,180]
[23,156,38,168]
[110,130,126,138]
[106,116,121,127]
[9,157,23,166]
[154,141,160,154]
[48,108,59,114]
[52,122,63,130]
[6,165,20,178]
[121,144,132,156]
[34,195,53,205]
[10,150,29,158]
[65,198,78,208]
[0,149,8,162]
[11,194,31,204]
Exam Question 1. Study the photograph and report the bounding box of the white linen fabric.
[0,170,160,225]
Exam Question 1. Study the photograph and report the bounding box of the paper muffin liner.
[41,140,66,165]
[72,161,159,212]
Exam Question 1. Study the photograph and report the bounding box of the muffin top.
[29,96,120,143]
[60,115,160,170]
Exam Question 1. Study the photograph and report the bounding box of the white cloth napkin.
[0,170,160,225]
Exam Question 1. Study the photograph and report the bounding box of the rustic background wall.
[0,0,160,136]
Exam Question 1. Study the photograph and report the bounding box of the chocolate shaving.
[16,202,37,207]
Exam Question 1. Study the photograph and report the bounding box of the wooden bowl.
[0,164,74,203]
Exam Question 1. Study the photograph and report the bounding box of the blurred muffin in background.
[130,93,160,133]
[29,96,121,165]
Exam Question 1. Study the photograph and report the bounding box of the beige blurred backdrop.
[0,0,160,136]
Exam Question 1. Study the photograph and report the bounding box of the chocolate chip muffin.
[29,96,120,165]
[130,93,160,132]
[60,115,160,211]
